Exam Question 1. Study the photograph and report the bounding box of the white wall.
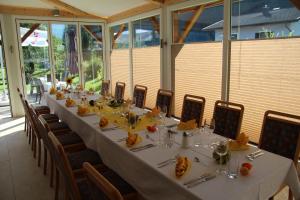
[0,14,24,117]
[215,22,300,40]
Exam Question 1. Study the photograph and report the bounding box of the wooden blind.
[230,38,300,143]
[133,47,160,108]
[110,49,130,99]
[173,42,222,123]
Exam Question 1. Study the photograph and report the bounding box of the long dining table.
[45,93,300,200]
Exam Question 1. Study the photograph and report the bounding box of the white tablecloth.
[45,93,300,200]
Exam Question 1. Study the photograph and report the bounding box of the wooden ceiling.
[0,0,188,22]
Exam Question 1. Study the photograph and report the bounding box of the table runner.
[45,93,300,200]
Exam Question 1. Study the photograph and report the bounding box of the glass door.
[51,23,80,89]
[79,23,104,92]
[18,22,51,103]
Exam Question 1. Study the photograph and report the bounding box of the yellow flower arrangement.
[65,76,74,88]
[49,86,57,95]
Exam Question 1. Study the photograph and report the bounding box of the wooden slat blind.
[174,42,222,123]
[110,49,130,99]
[133,47,160,108]
[230,38,300,142]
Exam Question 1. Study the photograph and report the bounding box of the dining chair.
[114,82,126,100]
[212,100,244,140]
[156,89,174,117]
[17,90,32,143]
[47,132,106,200]
[100,80,110,95]
[83,162,138,200]
[259,110,300,200]
[181,94,205,127]
[133,84,147,108]
[17,87,28,134]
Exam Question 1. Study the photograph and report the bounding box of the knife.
[130,144,155,152]
[187,175,216,188]
[157,160,176,168]
[183,173,211,185]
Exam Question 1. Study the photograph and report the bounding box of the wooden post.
[21,23,40,43]
[177,5,205,43]
[172,11,179,43]
[150,16,160,33]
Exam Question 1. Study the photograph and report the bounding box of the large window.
[19,23,51,102]
[172,2,223,123]
[110,23,130,98]
[132,15,161,108]
[51,23,79,88]
[229,0,300,142]
[80,24,104,92]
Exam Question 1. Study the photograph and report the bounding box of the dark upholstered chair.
[213,100,244,140]
[83,162,137,200]
[259,110,300,200]
[133,85,147,108]
[114,82,126,101]
[101,80,110,96]
[156,89,174,117]
[48,132,106,200]
[181,94,205,127]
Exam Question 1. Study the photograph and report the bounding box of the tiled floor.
[0,109,292,200]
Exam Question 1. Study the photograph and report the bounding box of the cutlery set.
[184,173,216,188]
[246,150,264,161]
[157,154,180,168]
[130,144,156,152]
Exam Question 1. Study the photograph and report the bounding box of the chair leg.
[43,147,47,175]
[28,126,32,144]
[37,139,41,167]
[24,116,27,132]
[33,135,37,158]
[288,189,293,200]
[50,158,54,188]
[55,168,60,200]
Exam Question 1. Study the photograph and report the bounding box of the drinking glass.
[159,105,168,126]
[227,152,240,179]
[215,140,228,174]
[158,126,174,148]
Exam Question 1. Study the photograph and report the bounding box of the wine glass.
[215,140,228,174]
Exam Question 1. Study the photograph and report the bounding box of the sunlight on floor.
[0,117,24,138]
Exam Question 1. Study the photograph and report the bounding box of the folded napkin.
[56,92,64,100]
[177,119,197,130]
[229,132,250,151]
[146,107,160,118]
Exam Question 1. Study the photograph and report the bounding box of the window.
[173,2,224,43]
[255,31,274,39]
[133,15,160,47]
[132,16,161,108]
[51,23,79,88]
[110,23,130,98]
[80,24,104,92]
[231,0,300,40]
[229,0,300,143]
[110,24,129,49]
[172,1,223,123]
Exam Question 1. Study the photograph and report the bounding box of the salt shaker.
[182,132,193,148]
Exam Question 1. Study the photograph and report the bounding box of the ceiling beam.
[145,0,164,5]
[0,5,99,18]
[40,0,106,20]
[177,5,205,43]
[21,23,40,43]
[108,3,161,23]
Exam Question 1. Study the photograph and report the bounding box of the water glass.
[158,127,174,148]
[227,152,240,179]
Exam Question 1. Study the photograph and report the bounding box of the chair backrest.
[156,89,174,117]
[181,94,205,127]
[213,100,244,140]
[133,85,147,108]
[101,80,110,96]
[23,99,41,139]
[48,132,82,200]
[36,114,52,149]
[114,82,125,101]
[259,110,300,164]
[83,162,124,200]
